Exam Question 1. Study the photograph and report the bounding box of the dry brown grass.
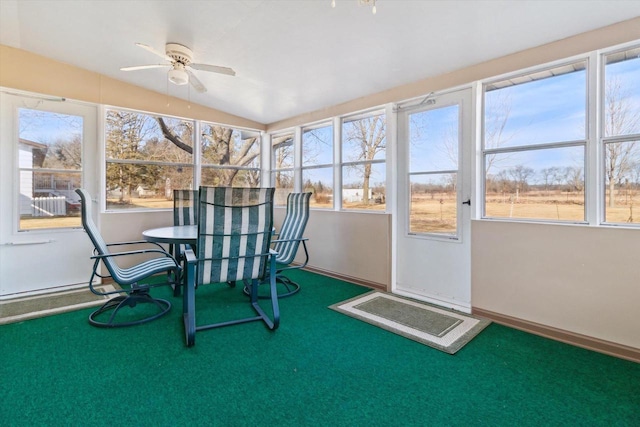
[20,216,81,230]
[21,192,638,231]
[107,197,174,210]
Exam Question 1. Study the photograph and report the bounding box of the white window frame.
[599,42,640,227]
[302,120,335,210]
[340,108,387,213]
[480,57,590,225]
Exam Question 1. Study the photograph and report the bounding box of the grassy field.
[20,191,637,231]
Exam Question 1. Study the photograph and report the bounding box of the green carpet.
[0,270,638,426]
[330,291,491,354]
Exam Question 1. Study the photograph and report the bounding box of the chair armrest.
[91,248,177,261]
[106,240,164,248]
[271,237,308,244]
[185,247,197,264]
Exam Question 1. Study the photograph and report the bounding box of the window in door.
[407,105,459,236]
[18,108,83,230]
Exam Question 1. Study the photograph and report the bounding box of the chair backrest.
[273,192,312,265]
[173,189,198,226]
[76,188,121,280]
[196,187,275,284]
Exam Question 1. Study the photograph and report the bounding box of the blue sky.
[17,50,638,189]
[19,109,82,145]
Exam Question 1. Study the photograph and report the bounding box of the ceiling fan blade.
[135,43,171,61]
[189,63,236,76]
[186,70,207,93]
[120,64,169,71]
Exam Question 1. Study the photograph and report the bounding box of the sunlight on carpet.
[0,285,117,325]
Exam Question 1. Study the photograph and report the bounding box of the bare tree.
[540,166,562,194]
[46,134,82,169]
[604,77,640,208]
[105,110,155,202]
[508,165,534,200]
[343,115,385,204]
[201,124,259,186]
[563,166,584,195]
[158,118,261,187]
[272,134,294,191]
[484,91,517,175]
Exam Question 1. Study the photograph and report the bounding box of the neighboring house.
[18,138,47,215]
[343,188,372,203]
[135,185,156,198]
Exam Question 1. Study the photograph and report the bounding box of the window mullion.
[586,51,601,225]
[193,120,201,189]
[334,116,342,211]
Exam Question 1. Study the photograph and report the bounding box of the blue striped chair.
[76,189,180,327]
[173,189,198,228]
[244,192,311,299]
[182,186,279,347]
[171,189,198,295]
[267,192,312,298]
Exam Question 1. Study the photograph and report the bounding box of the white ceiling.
[1,0,639,125]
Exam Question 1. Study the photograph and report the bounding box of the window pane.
[604,47,640,138]
[106,164,192,210]
[106,110,193,163]
[105,110,194,211]
[201,166,260,188]
[272,132,294,169]
[302,166,333,208]
[18,109,83,230]
[202,124,260,171]
[409,105,458,172]
[485,62,586,148]
[410,173,457,235]
[342,114,386,162]
[484,146,585,221]
[303,124,333,166]
[342,162,386,211]
[604,139,640,224]
[274,170,294,206]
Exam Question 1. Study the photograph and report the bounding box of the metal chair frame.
[246,192,311,299]
[76,188,180,328]
[171,189,198,296]
[182,187,279,347]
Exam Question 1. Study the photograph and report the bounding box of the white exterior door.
[394,88,473,312]
[0,91,98,297]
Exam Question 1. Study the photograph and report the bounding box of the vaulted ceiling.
[1,0,639,125]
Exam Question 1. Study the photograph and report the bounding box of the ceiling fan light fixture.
[168,67,189,86]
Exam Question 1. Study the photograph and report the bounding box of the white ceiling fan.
[120,42,236,93]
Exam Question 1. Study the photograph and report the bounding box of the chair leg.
[248,276,280,331]
[169,268,182,297]
[243,273,300,299]
[182,256,280,346]
[88,289,171,328]
[183,262,197,347]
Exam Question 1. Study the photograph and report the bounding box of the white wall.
[273,208,391,289]
[472,220,640,349]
